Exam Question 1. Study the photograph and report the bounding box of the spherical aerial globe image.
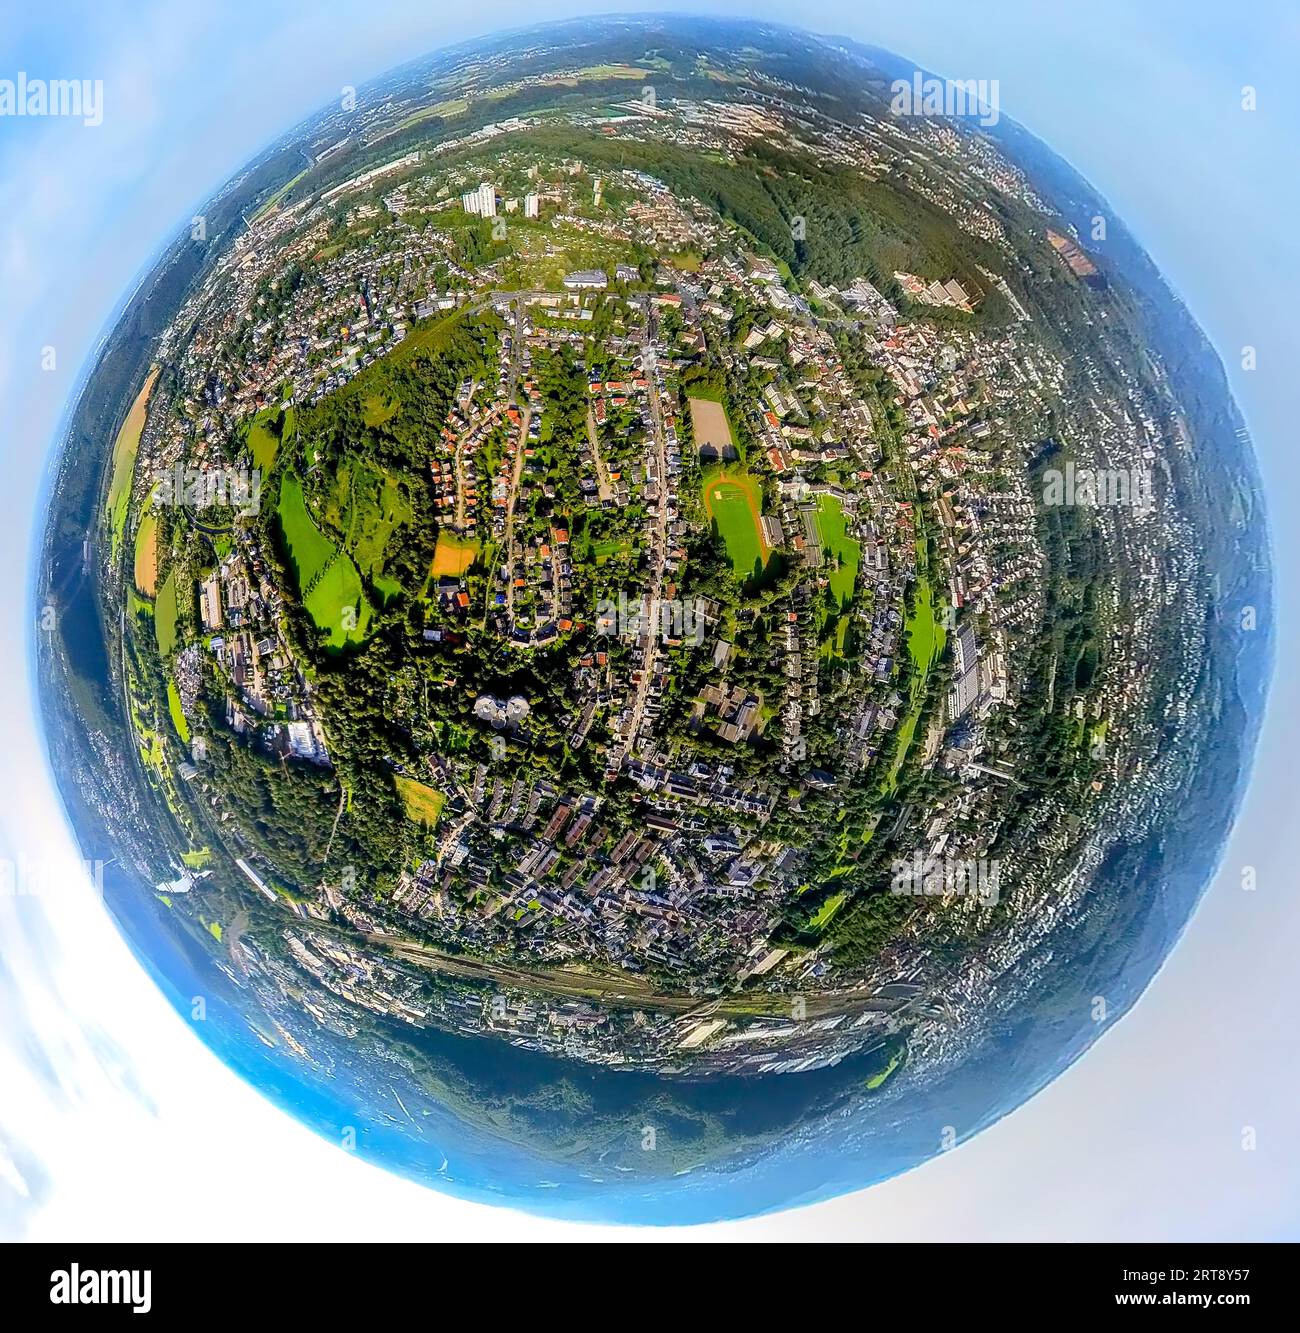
[36,15,1270,1225]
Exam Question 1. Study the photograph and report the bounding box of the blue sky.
[2,0,1298,1239]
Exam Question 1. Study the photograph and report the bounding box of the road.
[499,299,534,621]
[585,402,614,502]
[611,299,671,768]
[451,378,479,532]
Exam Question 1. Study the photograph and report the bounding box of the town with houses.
[107,34,1210,1077]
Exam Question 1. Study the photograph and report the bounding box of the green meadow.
[906,575,944,672]
[395,776,446,828]
[277,474,373,649]
[882,565,946,793]
[245,405,286,473]
[815,495,861,607]
[167,680,190,743]
[807,891,847,932]
[155,569,179,657]
[324,458,412,584]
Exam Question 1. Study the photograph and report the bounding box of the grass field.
[319,457,412,606]
[133,508,159,596]
[430,530,480,577]
[820,614,849,661]
[575,63,658,80]
[348,466,411,578]
[155,569,178,657]
[250,166,313,222]
[532,65,658,90]
[362,394,400,428]
[882,570,946,793]
[127,588,154,625]
[386,309,469,369]
[815,495,861,607]
[395,776,445,828]
[277,474,373,649]
[245,407,283,473]
[373,573,403,604]
[139,728,164,770]
[701,464,769,579]
[167,680,190,743]
[278,475,334,582]
[807,891,847,932]
[905,573,944,673]
[590,537,635,561]
[107,366,159,558]
[865,1045,906,1090]
[310,561,373,648]
[392,98,471,133]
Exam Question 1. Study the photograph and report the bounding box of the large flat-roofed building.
[562,269,607,290]
[948,621,980,719]
[199,574,222,631]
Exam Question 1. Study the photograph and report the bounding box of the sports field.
[701,465,769,579]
